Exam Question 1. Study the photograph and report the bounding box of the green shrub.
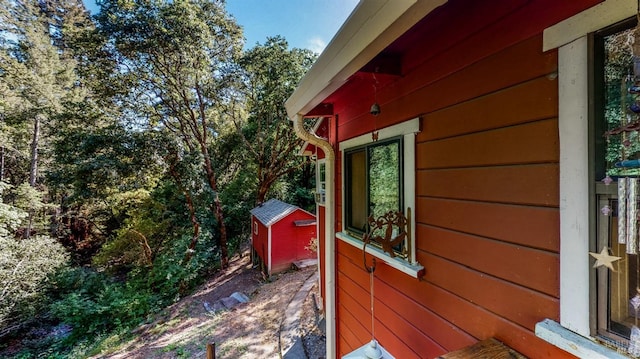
[0,235,68,331]
[135,231,218,300]
[49,268,154,338]
[50,231,220,344]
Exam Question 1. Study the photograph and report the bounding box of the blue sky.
[82,0,359,53]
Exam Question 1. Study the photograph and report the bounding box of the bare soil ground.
[92,251,325,358]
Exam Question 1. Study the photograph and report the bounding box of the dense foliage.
[0,0,317,356]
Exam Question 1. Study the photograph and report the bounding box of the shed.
[250,199,316,275]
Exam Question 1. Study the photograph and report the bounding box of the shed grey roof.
[251,199,308,227]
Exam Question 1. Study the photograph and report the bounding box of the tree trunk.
[256,182,269,205]
[210,196,228,268]
[24,116,41,239]
[182,188,200,264]
[29,116,40,187]
[202,150,228,269]
[0,146,4,182]
[167,162,201,264]
[302,159,313,188]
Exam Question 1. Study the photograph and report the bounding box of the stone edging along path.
[279,270,319,359]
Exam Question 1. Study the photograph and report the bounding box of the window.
[253,220,258,235]
[593,17,639,346]
[316,160,326,205]
[344,137,402,237]
[337,118,423,278]
[536,2,640,357]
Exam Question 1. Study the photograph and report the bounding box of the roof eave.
[285,0,448,119]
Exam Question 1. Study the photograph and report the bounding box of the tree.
[0,182,67,337]
[96,0,244,268]
[237,36,316,204]
[0,0,85,238]
[49,121,165,263]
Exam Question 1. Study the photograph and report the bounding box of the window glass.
[345,138,402,236]
[369,141,401,219]
[347,149,367,232]
[595,18,639,345]
[317,161,326,204]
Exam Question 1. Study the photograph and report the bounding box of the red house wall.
[270,209,317,274]
[325,0,602,357]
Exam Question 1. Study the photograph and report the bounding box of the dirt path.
[94,251,322,358]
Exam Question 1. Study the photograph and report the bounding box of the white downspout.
[292,114,336,359]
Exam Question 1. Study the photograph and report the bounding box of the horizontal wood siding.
[330,1,603,357]
[416,164,559,207]
[328,0,599,358]
[337,35,557,141]
[417,197,559,251]
[337,241,571,358]
[420,77,558,141]
[417,224,559,296]
[418,118,559,169]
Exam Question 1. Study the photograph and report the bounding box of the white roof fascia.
[285,0,448,120]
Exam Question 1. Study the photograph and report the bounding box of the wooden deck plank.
[438,338,526,359]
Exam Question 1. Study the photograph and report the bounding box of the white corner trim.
[535,319,628,359]
[404,130,417,265]
[336,232,424,278]
[339,117,420,151]
[268,226,272,274]
[543,0,635,51]
[558,35,591,337]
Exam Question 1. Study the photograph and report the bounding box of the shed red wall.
[324,0,602,357]
[251,215,268,269]
[270,209,317,274]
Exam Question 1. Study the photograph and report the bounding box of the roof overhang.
[285,0,448,119]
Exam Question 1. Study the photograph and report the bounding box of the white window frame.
[253,220,258,235]
[536,1,636,357]
[337,117,424,278]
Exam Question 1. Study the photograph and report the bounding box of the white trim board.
[268,226,272,274]
[535,320,628,359]
[339,117,420,151]
[543,0,635,51]
[557,35,591,337]
[336,232,423,278]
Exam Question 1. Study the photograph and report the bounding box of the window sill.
[535,319,629,359]
[336,232,424,278]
